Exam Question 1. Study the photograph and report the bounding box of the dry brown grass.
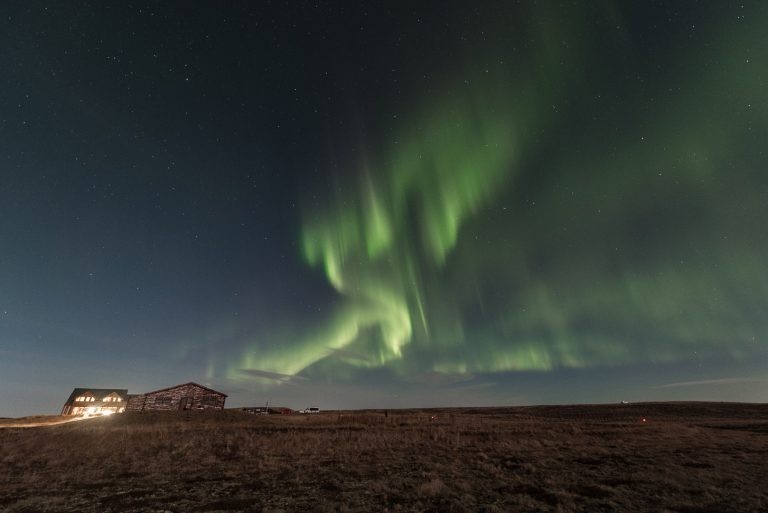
[1,403,766,512]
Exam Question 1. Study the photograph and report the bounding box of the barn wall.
[142,383,226,411]
[126,395,146,411]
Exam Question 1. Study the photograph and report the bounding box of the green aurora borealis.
[223,4,768,388]
[3,2,768,416]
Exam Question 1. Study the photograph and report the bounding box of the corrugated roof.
[64,388,129,404]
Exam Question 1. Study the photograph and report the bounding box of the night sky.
[2,2,767,417]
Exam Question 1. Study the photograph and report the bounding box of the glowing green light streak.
[217,5,768,383]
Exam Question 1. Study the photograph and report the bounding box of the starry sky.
[1,2,767,417]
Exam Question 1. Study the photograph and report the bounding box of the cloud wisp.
[238,368,309,384]
[653,377,768,389]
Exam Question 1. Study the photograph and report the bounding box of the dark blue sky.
[2,2,767,417]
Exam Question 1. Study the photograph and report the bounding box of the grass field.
[1,402,766,512]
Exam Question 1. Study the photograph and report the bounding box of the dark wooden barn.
[126,382,227,411]
[61,388,129,416]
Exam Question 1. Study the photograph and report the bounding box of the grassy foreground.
[1,403,766,512]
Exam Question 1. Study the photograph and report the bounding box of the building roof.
[64,388,129,404]
[142,382,228,397]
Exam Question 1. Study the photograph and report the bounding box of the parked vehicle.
[301,407,320,414]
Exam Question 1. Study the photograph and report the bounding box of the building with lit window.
[60,388,129,416]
